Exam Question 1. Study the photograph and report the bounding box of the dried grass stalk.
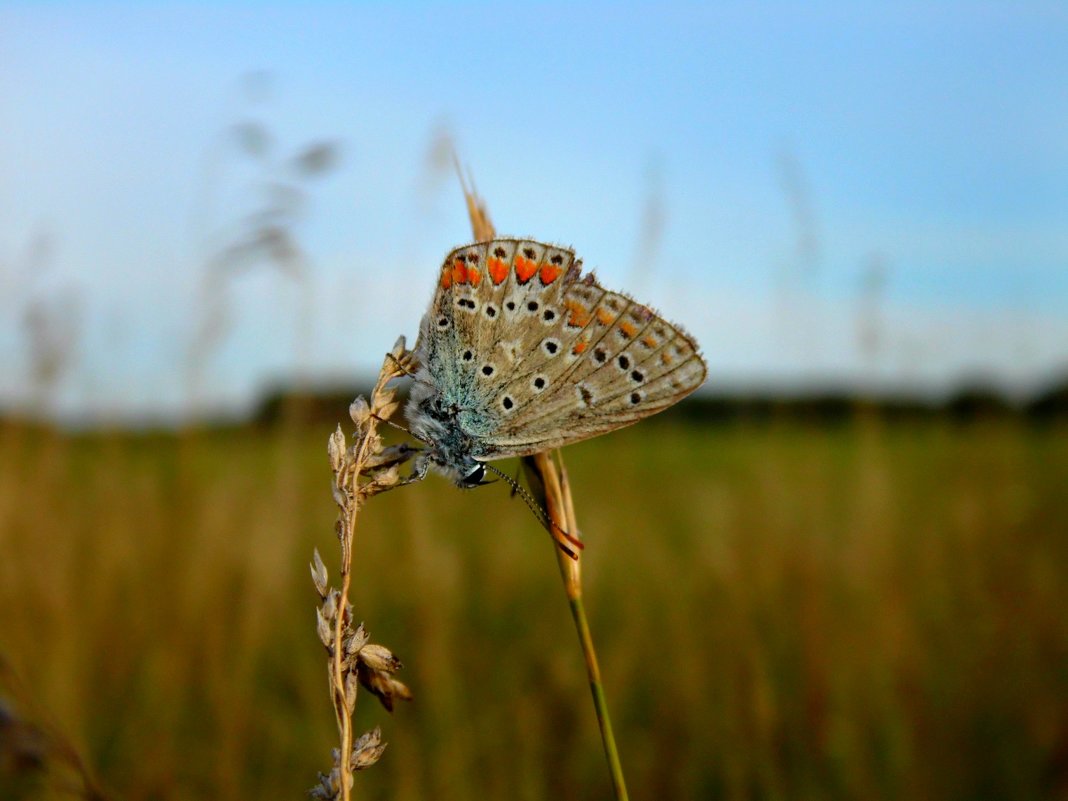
[457,162,630,800]
[310,340,415,800]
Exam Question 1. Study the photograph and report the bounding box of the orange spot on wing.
[572,339,588,355]
[452,259,468,285]
[643,335,658,348]
[619,321,638,338]
[661,351,674,365]
[596,307,616,326]
[488,257,508,285]
[440,266,453,289]
[564,299,590,327]
[515,255,537,284]
[465,264,482,286]
[539,262,563,284]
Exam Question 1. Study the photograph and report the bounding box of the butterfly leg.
[398,450,432,487]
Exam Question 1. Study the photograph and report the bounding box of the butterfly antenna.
[385,350,439,399]
[371,412,420,440]
[509,463,523,499]
[483,463,584,560]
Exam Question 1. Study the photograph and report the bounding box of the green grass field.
[1,415,1066,800]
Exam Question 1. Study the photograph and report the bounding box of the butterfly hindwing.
[480,279,706,456]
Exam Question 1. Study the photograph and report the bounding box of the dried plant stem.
[571,597,627,800]
[330,417,374,775]
[311,341,414,800]
[525,451,630,801]
[456,155,628,799]
[331,565,355,800]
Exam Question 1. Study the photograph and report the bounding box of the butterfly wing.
[412,238,704,461]
[477,269,707,457]
[410,239,581,444]
[411,238,706,461]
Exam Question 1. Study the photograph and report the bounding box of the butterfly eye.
[459,463,486,487]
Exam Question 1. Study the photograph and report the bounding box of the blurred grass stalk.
[0,654,109,800]
[458,165,630,800]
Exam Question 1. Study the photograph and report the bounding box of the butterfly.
[403,238,707,487]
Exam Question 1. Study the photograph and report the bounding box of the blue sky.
[1,3,1066,421]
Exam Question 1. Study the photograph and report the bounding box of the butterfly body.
[405,238,707,486]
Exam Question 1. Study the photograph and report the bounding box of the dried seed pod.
[373,386,396,408]
[343,672,359,715]
[349,396,371,427]
[363,432,383,457]
[357,662,413,712]
[350,727,387,771]
[310,549,329,598]
[330,482,347,509]
[358,643,402,673]
[321,590,338,622]
[315,607,333,647]
[374,398,401,421]
[371,466,400,490]
[327,426,345,471]
[309,771,338,800]
[345,624,370,657]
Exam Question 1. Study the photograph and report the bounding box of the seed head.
[310,549,329,598]
[350,727,387,771]
[349,396,371,427]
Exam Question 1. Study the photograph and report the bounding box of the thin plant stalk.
[311,345,413,800]
[456,163,629,800]
[525,451,630,801]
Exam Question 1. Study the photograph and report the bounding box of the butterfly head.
[457,461,490,488]
[410,446,489,489]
